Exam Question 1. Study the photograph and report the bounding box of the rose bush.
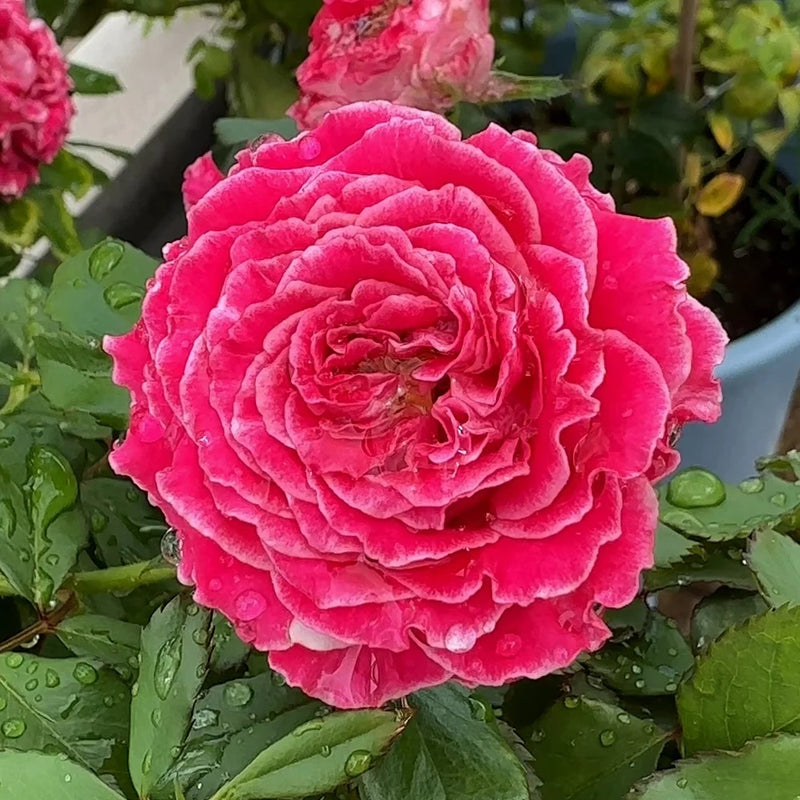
[106,102,726,708]
[289,0,495,129]
[182,151,224,212]
[0,0,74,199]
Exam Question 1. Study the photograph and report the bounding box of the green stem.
[0,561,177,599]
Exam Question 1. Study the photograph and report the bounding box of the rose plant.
[0,0,124,275]
[4,100,800,798]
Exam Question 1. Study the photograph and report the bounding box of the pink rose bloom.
[0,0,74,199]
[106,103,726,709]
[182,151,224,212]
[289,0,495,129]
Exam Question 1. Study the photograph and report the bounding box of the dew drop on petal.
[298,135,322,160]
[495,633,521,658]
[234,589,267,622]
[443,624,477,653]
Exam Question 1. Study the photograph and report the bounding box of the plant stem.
[0,561,177,599]
[674,0,700,100]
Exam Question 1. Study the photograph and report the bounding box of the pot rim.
[717,297,800,379]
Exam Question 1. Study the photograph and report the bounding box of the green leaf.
[80,478,166,566]
[0,751,126,799]
[747,528,800,606]
[209,613,250,673]
[677,604,800,754]
[214,116,299,145]
[0,197,41,248]
[690,590,767,653]
[256,0,318,32]
[0,651,129,771]
[160,670,323,800]
[654,523,698,568]
[35,329,113,376]
[26,187,82,257]
[39,149,103,199]
[627,734,800,798]
[586,611,694,696]
[68,63,123,94]
[212,708,410,800]
[57,614,142,666]
[0,279,52,363]
[360,684,530,800]
[527,697,669,800]
[659,470,800,542]
[0,443,87,607]
[45,238,156,338]
[129,596,212,798]
[630,92,704,147]
[9,391,111,440]
[483,72,572,102]
[644,550,756,591]
[228,45,298,119]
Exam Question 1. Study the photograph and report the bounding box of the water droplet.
[209,578,222,592]
[444,624,477,653]
[5,653,23,669]
[665,682,678,692]
[25,447,77,536]
[234,589,267,622]
[72,663,98,685]
[45,553,59,567]
[631,664,642,675]
[191,628,209,646]
[298,135,322,160]
[192,708,219,730]
[667,647,678,657]
[25,679,38,691]
[599,729,616,747]
[617,712,631,724]
[660,508,704,534]
[770,492,787,507]
[468,697,490,721]
[88,240,125,281]
[666,468,726,508]
[529,729,545,742]
[170,746,181,758]
[103,695,114,707]
[738,477,765,494]
[563,696,579,709]
[344,750,372,778]
[160,529,181,565]
[0,500,16,538]
[142,750,152,775]
[677,777,689,789]
[139,414,163,443]
[495,633,521,658]
[223,681,253,708]
[103,282,144,310]
[151,709,162,726]
[0,697,6,711]
[63,774,71,783]
[154,636,182,701]
[89,510,108,532]
[634,679,646,689]
[1,719,26,738]
[320,744,332,757]
[131,681,140,697]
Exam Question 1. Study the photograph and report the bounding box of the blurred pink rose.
[0,0,74,199]
[107,103,726,709]
[182,152,224,212]
[289,0,495,129]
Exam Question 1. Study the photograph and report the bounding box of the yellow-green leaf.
[695,173,746,217]
[708,112,735,152]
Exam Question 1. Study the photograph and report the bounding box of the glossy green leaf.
[159,670,322,800]
[228,45,298,120]
[129,596,212,798]
[690,591,767,651]
[0,751,126,799]
[659,471,800,542]
[528,697,668,800]
[212,707,410,800]
[747,528,800,606]
[678,604,800,754]
[644,551,756,591]
[361,684,530,800]
[8,391,111,440]
[27,187,82,258]
[57,614,142,666]
[0,442,87,607]
[0,652,129,771]
[80,478,166,566]
[39,149,104,199]
[0,279,52,363]
[627,735,800,798]
[68,63,123,94]
[653,523,698,568]
[586,611,694,696]
[209,613,250,673]
[45,238,156,339]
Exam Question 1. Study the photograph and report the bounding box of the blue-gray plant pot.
[676,299,800,480]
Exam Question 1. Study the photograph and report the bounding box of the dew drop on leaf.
[599,730,616,746]
[344,750,372,777]
[72,663,98,685]
[88,240,125,281]
[5,654,22,669]
[153,636,182,701]
[223,681,253,708]
[1,719,26,738]
[666,468,726,508]
[738,477,765,494]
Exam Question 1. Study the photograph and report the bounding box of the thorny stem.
[0,593,77,654]
[673,0,700,203]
